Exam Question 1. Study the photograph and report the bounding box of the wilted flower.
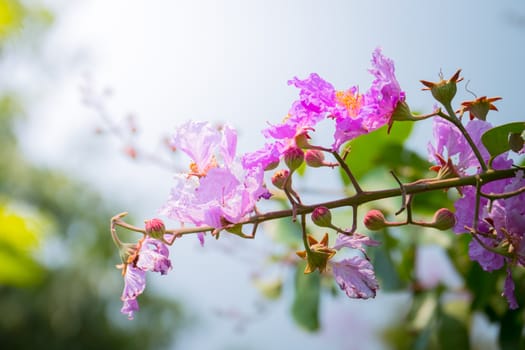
[119,237,172,320]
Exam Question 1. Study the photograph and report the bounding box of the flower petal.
[332,256,379,299]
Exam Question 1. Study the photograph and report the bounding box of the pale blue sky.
[10,1,525,349]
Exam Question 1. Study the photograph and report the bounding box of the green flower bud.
[283,147,304,172]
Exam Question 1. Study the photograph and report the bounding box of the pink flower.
[332,48,405,150]
[170,121,222,175]
[161,121,268,230]
[120,238,172,320]
[136,238,172,274]
[332,257,379,299]
[332,233,380,299]
[250,48,404,159]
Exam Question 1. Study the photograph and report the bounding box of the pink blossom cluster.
[160,121,269,231]
[116,47,523,321]
[243,48,405,168]
[429,118,525,308]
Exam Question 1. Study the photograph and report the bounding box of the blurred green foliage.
[0,2,184,349]
[0,85,184,350]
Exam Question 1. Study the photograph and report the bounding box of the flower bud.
[420,69,462,106]
[283,146,304,172]
[431,208,456,231]
[363,209,387,231]
[311,206,332,228]
[145,218,166,240]
[271,169,290,190]
[509,132,524,153]
[305,149,325,167]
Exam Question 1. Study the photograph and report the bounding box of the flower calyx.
[296,233,336,274]
[429,154,461,181]
[457,96,502,121]
[420,69,462,106]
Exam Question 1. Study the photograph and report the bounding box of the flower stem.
[112,168,518,239]
[439,106,488,172]
[332,151,363,193]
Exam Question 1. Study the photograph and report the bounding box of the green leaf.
[499,309,525,350]
[437,301,471,350]
[466,263,499,311]
[481,122,525,158]
[369,231,406,291]
[291,261,320,332]
[340,122,414,185]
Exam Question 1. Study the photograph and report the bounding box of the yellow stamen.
[336,90,362,117]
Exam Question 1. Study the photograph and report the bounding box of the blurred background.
[1,0,524,349]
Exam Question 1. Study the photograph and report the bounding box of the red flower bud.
[363,209,387,231]
[145,218,166,240]
[311,206,332,228]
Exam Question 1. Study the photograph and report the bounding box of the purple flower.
[333,232,380,255]
[120,265,146,320]
[332,48,404,150]
[121,299,140,320]
[467,234,505,272]
[428,119,512,175]
[332,233,380,299]
[170,121,221,175]
[241,142,281,171]
[120,238,172,320]
[251,48,404,158]
[121,265,146,301]
[504,267,518,310]
[287,73,337,114]
[361,47,406,132]
[332,256,379,299]
[136,238,172,275]
[161,121,268,230]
